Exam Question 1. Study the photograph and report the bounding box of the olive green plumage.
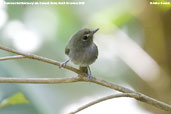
[61,28,99,78]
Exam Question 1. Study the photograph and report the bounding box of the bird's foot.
[88,73,93,80]
[88,66,93,80]
[59,62,67,68]
[59,59,70,68]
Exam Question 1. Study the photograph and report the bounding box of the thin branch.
[0,77,81,84]
[69,93,139,114]
[0,45,171,112]
[70,92,171,114]
[90,77,134,93]
[0,76,170,112]
[0,55,26,61]
[81,77,171,112]
[135,93,171,112]
[0,45,84,76]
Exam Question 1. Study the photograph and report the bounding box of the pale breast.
[68,43,98,66]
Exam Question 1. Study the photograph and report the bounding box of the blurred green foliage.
[0,0,171,114]
[0,93,28,109]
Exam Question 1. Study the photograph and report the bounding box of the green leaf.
[0,92,29,108]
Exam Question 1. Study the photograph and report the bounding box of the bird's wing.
[65,46,70,56]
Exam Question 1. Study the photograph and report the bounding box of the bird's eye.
[82,35,88,41]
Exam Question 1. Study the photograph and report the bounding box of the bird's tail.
[79,66,88,76]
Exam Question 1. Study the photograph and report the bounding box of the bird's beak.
[92,28,99,34]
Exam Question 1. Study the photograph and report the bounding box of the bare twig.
[0,45,171,113]
[69,93,139,114]
[0,77,81,84]
[0,45,84,76]
[70,92,171,114]
[0,76,170,112]
[0,55,26,61]
[134,93,171,112]
[90,77,134,93]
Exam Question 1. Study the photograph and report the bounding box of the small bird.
[60,28,99,79]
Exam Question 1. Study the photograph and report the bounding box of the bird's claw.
[88,71,92,80]
[59,59,70,69]
[59,62,66,68]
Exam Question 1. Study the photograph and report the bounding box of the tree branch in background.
[69,93,141,114]
[0,45,171,113]
[0,77,81,84]
[0,45,83,76]
[70,90,171,114]
[0,55,26,61]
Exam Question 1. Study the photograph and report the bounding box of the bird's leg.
[88,66,92,80]
[59,59,70,68]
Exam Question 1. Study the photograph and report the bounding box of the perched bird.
[60,28,99,79]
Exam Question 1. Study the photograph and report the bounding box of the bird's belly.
[68,48,97,67]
